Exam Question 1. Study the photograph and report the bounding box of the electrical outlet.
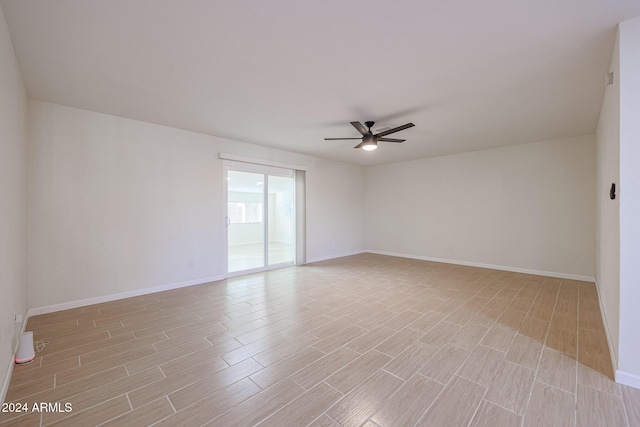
[14,313,23,324]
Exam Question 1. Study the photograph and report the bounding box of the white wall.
[305,159,366,262]
[617,15,640,386]
[365,136,596,279]
[596,31,620,369]
[27,100,365,310]
[0,3,28,401]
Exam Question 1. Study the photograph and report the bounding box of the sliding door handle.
[225,216,231,227]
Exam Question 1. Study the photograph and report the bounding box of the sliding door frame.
[223,160,296,277]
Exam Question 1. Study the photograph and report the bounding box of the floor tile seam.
[576,382,628,399]
[474,343,508,355]
[618,388,633,427]
[72,343,161,372]
[146,398,187,426]
[55,365,167,414]
[148,333,171,351]
[158,395,177,419]
[253,345,346,390]
[423,350,471,386]
[324,359,387,395]
[32,331,118,354]
[252,355,267,369]
[450,372,492,427]
[306,324,356,343]
[219,335,291,365]
[415,370,484,426]
[452,322,492,350]
[6,371,56,393]
[135,366,229,410]
[424,373,489,426]
[302,412,329,427]
[321,372,393,427]
[41,393,131,427]
[128,342,219,374]
[373,347,401,359]
[309,342,332,355]
[368,372,438,427]
[165,374,273,422]
[6,363,130,404]
[155,318,225,339]
[38,334,140,364]
[287,375,309,391]
[92,395,148,427]
[124,393,133,412]
[518,276,562,424]
[0,409,37,426]
[198,350,237,372]
[480,396,524,418]
[250,380,326,427]
[379,368,409,384]
[535,378,577,396]
[574,282,580,427]
[320,411,342,427]
[456,373,490,390]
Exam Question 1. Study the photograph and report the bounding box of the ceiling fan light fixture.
[361,135,377,151]
[362,142,377,151]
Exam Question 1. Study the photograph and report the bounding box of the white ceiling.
[2,1,639,166]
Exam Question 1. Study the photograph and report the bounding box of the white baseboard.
[1,309,29,404]
[365,250,595,282]
[27,275,224,317]
[0,357,12,404]
[616,370,640,390]
[305,250,366,264]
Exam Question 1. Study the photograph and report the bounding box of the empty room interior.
[2,1,640,426]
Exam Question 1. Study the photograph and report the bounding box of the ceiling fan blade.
[350,121,368,136]
[354,141,365,149]
[324,137,363,140]
[378,137,405,143]
[375,123,415,137]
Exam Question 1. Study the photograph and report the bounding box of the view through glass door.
[225,163,295,274]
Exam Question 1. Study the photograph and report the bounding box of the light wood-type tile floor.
[2,253,639,426]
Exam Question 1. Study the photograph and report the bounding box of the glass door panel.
[267,175,295,266]
[227,170,265,273]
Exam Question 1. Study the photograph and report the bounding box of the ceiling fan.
[325,121,415,151]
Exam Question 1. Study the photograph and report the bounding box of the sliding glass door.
[225,162,295,275]
[226,169,266,272]
[267,174,295,267]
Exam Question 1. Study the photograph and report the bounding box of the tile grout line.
[483,396,526,417]
[417,350,484,427]
[536,378,576,395]
[519,278,561,426]
[165,394,177,414]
